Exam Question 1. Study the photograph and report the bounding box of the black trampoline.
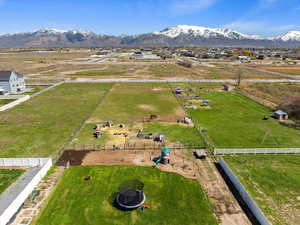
[115,180,146,210]
[116,189,146,209]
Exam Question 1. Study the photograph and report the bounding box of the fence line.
[0,158,52,225]
[52,84,114,162]
[30,81,64,98]
[66,143,204,151]
[0,158,50,167]
[166,81,215,153]
[215,148,300,155]
[218,159,271,225]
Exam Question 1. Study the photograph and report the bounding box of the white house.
[130,51,161,60]
[0,71,26,95]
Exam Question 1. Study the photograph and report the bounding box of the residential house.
[0,71,26,95]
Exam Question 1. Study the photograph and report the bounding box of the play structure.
[115,180,146,210]
[153,147,172,167]
[116,189,146,209]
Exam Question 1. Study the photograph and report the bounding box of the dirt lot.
[57,150,250,225]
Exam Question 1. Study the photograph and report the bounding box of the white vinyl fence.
[0,158,52,225]
[215,148,300,155]
[0,158,50,167]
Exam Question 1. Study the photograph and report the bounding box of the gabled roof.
[274,110,287,115]
[0,71,23,80]
[0,71,13,81]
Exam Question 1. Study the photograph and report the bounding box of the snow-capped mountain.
[0,25,299,47]
[274,31,300,42]
[153,25,262,40]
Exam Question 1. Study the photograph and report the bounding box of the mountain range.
[0,25,300,48]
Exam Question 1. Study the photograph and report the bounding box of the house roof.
[0,71,23,81]
[274,110,287,115]
[0,71,13,80]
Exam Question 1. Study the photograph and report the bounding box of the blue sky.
[0,0,300,37]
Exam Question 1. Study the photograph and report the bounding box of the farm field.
[33,166,217,225]
[69,122,205,150]
[225,155,300,225]
[0,49,288,80]
[188,91,300,148]
[258,65,300,76]
[143,122,205,148]
[0,83,112,158]
[89,83,185,123]
[0,169,24,194]
[242,83,300,106]
[209,63,287,80]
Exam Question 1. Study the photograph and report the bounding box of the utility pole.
[237,69,243,87]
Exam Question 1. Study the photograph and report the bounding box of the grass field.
[259,65,300,76]
[34,166,217,225]
[243,83,300,105]
[0,83,112,157]
[0,169,24,194]
[225,155,300,225]
[26,85,50,94]
[143,122,205,148]
[0,99,14,106]
[90,83,184,123]
[188,91,300,148]
[67,123,112,147]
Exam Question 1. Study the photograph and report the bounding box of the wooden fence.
[66,143,204,151]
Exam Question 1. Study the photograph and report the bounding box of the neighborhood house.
[0,71,26,95]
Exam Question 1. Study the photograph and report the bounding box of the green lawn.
[0,99,14,106]
[34,166,217,225]
[90,83,183,123]
[0,83,112,157]
[0,169,24,194]
[188,92,300,148]
[143,122,205,148]
[67,123,112,148]
[26,85,50,94]
[225,155,300,225]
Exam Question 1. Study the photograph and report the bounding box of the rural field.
[187,91,300,148]
[70,83,205,150]
[0,169,24,194]
[257,65,300,76]
[0,83,112,158]
[33,166,218,225]
[0,49,288,80]
[89,83,184,123]
[242,82,300,106]
[225,155,300,225]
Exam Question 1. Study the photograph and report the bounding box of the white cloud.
[171,0,217,13]
[224,21,300,37]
